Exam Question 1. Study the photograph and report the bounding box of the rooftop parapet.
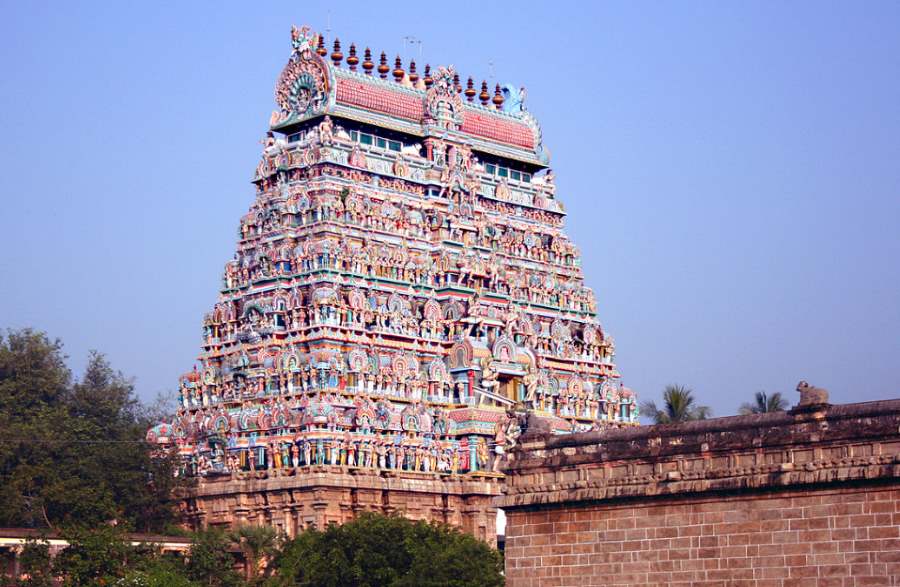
[499,383,900,509]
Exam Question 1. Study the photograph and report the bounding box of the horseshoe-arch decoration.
[272,26,334,127]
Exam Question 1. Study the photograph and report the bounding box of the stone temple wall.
[179,470,501,545]
[498,395,900,586]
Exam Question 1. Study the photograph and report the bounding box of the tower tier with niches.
[149,25,637,543]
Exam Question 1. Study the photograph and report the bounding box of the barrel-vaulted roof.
[269,25,548,167]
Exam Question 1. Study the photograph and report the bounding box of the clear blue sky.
[1,1,898,416]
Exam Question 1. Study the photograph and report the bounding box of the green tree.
[739,391,789,415]
[118,556,199,587]
[232,525,279,584]
[0,329,72,528]
[639,384,712,424]
[0,329,180,532]
[64,351,182,531]
[266,513,504,587]
[53,526,137,586]
[184,527,243,587]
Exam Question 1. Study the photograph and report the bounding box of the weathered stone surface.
[180,469,503,546]
[499,399,900,585]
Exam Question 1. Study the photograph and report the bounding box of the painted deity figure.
[476,438,489,471]
[392,155,409,178]
[492,419,507,472]
[523,365,539,409]
[349,146,367,168]
[479,358,500,402]
[318,115,334,146]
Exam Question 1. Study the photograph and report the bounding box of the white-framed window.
[349,130,403,152]
[484,162,531,183]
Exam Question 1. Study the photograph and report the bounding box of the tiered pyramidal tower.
[153,26,637,542]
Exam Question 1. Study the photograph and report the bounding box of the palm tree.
[232,524,279,584]
[739,391,788,415]
[639,384,712,424]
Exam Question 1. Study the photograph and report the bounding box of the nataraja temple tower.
[147,25,638,543]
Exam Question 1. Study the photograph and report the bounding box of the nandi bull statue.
[796,380,829,406]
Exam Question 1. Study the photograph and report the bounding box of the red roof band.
[460,110,534,150]
[336,78,423,121]
[335,78,535,151]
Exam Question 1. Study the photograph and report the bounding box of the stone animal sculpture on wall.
[796,380,829,406]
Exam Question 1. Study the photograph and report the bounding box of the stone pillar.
[282,507,293,537]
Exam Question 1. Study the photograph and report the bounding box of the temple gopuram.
[147,25,638,544]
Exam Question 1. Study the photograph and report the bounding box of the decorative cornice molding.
[499,399,900,509]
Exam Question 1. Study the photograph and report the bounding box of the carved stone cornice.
[498,399,900,509]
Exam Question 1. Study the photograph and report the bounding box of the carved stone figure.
[796,381,829,406]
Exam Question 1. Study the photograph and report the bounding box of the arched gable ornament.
[448,340,474,369]
[347,289,366,311]
[283,350,302,371]
[443,300,464,321]
[345,349,366,373]
[387,293,410,314]
[345,191,362,212]
[354,398,376,428]
[391,353,417,381]
[492,335,517,363]
[423,66,464,131]
[569,378,584,396]
[257,345,280,367]
[427,358,450,383]
[211,412,230,435]
[273,26,333,126]
[400,404,420,432]
[423,298,441,321]
[550,318,571,342]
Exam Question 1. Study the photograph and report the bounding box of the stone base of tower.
[177,468,503,546]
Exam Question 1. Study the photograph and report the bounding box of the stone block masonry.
[179,468,502,546]
[498,395,900,585]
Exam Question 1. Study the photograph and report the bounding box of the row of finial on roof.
[317,36,506,109]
